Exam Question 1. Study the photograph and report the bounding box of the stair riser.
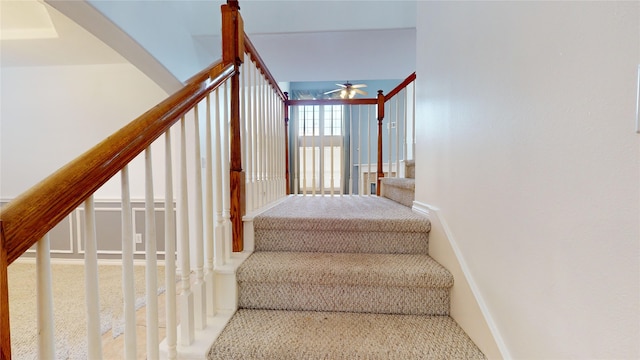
[381,186,415,207]
[406,164,415,179]
[255,229,428,254]
[238,283,450,315]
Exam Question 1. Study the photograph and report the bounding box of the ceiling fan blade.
[336,83,348,88]
[354,89,368,96]
[324,88,342,94]
[352,84,367,88]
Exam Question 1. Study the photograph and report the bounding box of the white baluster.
[83,196,102,359]
[204,95,216,316]
[256,76,263,206]
[403,88,408,167]
[179,116,195,345]
[242,54,253,213]
[245,59,254,213]
[262,73,266,202]
[278,100,284,197]
[144,148,159,359]
[267,91,274,202]
[277,99,282,197]
[319,104,324,195]
[274,92,279,199]
[311,105,316,196]
[36,234,55,359]
[164,129,178,359]
[412,81,416,160]
[222,82,232,259]
[120,166,137,359]
[302,106,308,195]
[332,105,336,196]
[265,89,273,204]
[214,88,225,267]
[252,63,259,208]
[192,104,207,330]
[265,78,270,201]
[241,56,248,210]
[294,106,299,194]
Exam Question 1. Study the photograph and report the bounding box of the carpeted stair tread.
[238,252,452,288]
[406,159,415,179]
[207,195,485,358]
[237,252,452,315]
[208,309,486,360]
[380,177,416,190]
[254,196,429,254]
[380,177,416,208]
[254,195,429,233]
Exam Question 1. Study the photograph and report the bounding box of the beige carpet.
[254,196,430,254]
[209,309,486,360]
[8,262,165,360]
[209,195,486,359]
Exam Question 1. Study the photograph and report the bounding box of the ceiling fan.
[324,82,368,99]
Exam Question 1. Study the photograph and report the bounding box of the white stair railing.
[242,50,288,210]
[2,4,291,359]
[5,65,238,359]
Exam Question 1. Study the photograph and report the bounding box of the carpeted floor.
[209,195,486,359]
[8,262,165,360]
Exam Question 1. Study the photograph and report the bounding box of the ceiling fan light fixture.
[325,81,368,98]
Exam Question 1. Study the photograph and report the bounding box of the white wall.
[0,63,168,200]
[415,1,639,359]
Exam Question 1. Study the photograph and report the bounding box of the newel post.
[284,93,291,195]
[376,90,385,196]
[222,0,245,252]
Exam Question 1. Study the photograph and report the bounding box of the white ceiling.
[1,0,416,90]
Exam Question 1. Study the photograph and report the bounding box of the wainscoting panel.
[3,199,175,261]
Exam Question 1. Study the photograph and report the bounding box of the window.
[296,105,344,194]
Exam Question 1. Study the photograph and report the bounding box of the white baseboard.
[412,200,510,359]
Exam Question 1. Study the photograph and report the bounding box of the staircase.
[207,195,485,359]
[380,159,416,207]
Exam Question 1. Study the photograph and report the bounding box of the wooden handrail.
[0,221,10,360]
[0,61,235,265]
[286,98,377,106]
[243,34,286,102]
[385,72,416,102]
